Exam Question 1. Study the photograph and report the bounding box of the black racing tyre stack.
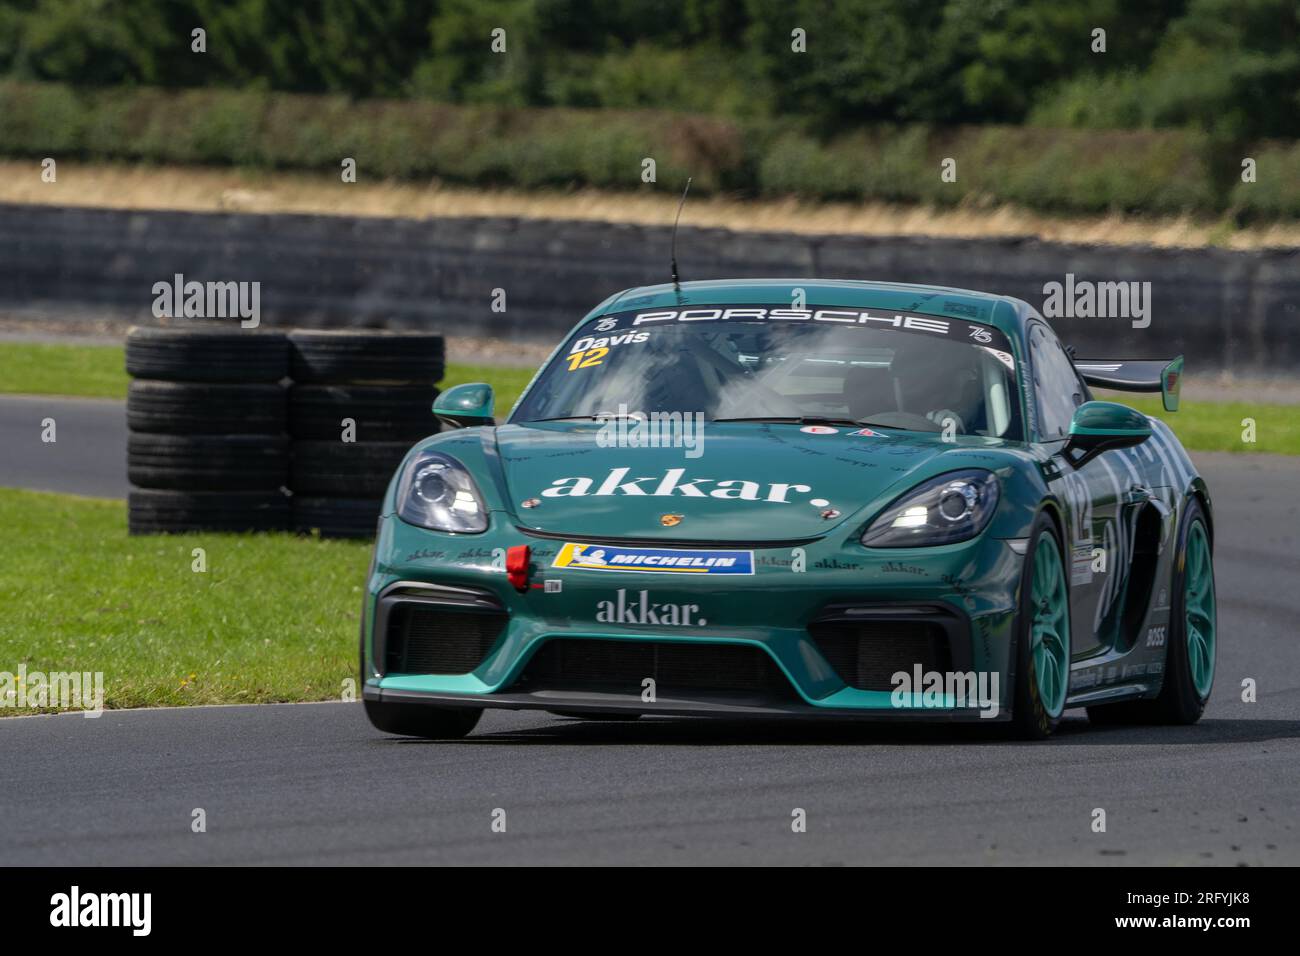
[128,434,290,490]
[291,497,386,539]
[128,490,289,534]
[126,326,289,383]
[125,327,290,534]
[289,440,414,497]
[287,332,444,539]
[127,380,287,435]
[288,384,438,441]
[287,330,445,385]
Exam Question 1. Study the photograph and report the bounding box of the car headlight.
[860,470,1000,548]
[397,452,488,533]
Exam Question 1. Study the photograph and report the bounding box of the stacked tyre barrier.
[287,331,444,539]
[126,327,291,535]
[125,327,444,538]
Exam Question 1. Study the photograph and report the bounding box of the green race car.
[361,279,1216,739]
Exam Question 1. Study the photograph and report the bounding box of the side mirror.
[1064,400,1151,467]
[434,382,495,430]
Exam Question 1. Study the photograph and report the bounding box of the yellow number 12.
[565,347,608,371]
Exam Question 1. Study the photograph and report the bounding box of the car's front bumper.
[362,518,1027,721]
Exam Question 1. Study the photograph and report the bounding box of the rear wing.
[1073,356,1183,412]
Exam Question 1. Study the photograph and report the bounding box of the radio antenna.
[670,177,692,291]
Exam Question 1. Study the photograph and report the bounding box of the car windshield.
[511,305,1023,440]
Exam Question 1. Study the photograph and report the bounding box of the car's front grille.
[809,621,952,691]
[512,639,794,699]
[384,603,507,675]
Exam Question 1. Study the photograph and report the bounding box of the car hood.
[491,421,1010,542]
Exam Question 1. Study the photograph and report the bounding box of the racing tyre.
[128,489,289,534]
[289,384,439,440]
[127,380,287,435]
[293,496,383,539]
[1012,512,1072,739]
[288,331,445,384]
[290,440,409,497]
[129,433,289,491]
[363,699,481,739]
[125,327,288,383]
[1088,497,1215,726]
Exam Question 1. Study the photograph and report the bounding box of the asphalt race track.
[0,395,128,498]
[1,396,1298,864]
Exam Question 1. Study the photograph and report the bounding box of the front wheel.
[1012,513,1072,739]
[364,699,482,739]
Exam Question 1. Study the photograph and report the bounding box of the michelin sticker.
[553,543,755,575]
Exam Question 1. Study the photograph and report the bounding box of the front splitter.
[364,685,1007,722]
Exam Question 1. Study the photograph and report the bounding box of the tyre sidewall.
[1159,496,1214,721]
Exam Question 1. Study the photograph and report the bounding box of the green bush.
[1,0,1297,147]
[2,80,1298,220]
[960,127,1218,215]
[755,122,1224,216]
[1231,142,1300,219]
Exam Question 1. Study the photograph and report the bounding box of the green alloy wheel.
[1031,535,1071,717]
[1182,519,1217,699]
[1013,515,1072,739]
[1153,498,1217,723]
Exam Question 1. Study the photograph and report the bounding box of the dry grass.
[5,161,1299,250]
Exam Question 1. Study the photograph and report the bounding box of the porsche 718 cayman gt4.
[361,279,1215,739]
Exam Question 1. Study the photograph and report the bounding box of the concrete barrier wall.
[1,202,1296,371]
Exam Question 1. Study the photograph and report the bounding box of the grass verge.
[0,488,370,715]
[0,341,536,415]
[1093,393,1299,456]
[0,341,130,399]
